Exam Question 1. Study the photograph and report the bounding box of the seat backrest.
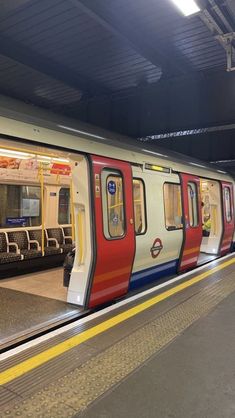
[63,226,72,237]
[8,230,28,250]
[0,232,7,253]
[29,229,47,246]
[47,228,64,244]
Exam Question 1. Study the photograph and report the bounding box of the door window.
[224,187,232,223]
[58,187,70,224]
[133,179,147,234]
[187,182,199,227]
[102,170,125,239]
[164,183,183,230]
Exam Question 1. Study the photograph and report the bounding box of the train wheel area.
[0,253,235,417]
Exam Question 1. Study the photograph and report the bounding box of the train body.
[0,96,234,308]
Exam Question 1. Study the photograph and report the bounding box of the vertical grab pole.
[39,162,45,256]
[77,209,84,265]
[70,179,75,242]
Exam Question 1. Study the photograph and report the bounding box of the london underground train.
[0,96,234,309]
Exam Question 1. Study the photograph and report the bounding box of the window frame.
[163,181,183,231]
[224,186,232,224]
[187,181,199,228]
[58,186,71,225]
[101,169,127,241]
[0,183,42,229]
[133,177,147,236]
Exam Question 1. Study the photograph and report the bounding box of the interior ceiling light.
[37,155,70,164]
[0,148,33,159]
[171,0,200,16]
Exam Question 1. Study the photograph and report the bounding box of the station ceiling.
[0,0,235,175]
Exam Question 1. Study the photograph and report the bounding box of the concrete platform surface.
[78,291,235,418]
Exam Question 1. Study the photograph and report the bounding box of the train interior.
[198,178,222,264]
[0,144,81,305]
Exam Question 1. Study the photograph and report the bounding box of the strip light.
[0,148,33,160]
[171,0,200,16]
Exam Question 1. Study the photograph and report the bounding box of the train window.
[224,187,232,223]
[58,188,71,224]
[0,184,41,228]
[164,183,183,230]
[102,171,125,239]
[133,179,147,234]
[187,182,199,227]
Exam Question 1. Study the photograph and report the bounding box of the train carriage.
[0,95,234,308]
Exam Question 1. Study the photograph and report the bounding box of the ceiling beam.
[69,0,193,77]
[0,34,111,97]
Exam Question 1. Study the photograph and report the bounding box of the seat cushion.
[0,252,21,264]
[8,231,28,250]
[61,243,74,254]
[21,249,42,260]
[44,247,62,256]
[47,228,64,245]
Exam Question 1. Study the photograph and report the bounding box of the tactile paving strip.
[2,270,235,417]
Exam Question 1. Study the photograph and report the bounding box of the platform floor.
[0,287,82,351]
[0,267,66,301]
[1,254,235,417]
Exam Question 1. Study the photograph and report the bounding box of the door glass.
[102,170,125,239]
[187,182,199,227]
[164,183,183,230]
[133,179,146,234]
[224,187,232,223]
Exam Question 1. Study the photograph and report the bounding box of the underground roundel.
[150,238,163,259]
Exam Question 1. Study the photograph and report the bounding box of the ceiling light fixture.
[142,149,168,158]
[58,125,108,141]
[190,162,206,168]
[0,148,33,160]
[171,0,200,16]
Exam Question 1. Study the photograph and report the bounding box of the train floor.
[0,268,84,351]
[0,253,235,417]
[0,267,66,301]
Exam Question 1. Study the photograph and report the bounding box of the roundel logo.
[150,238,163,259]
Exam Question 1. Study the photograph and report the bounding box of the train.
[0,95,234,309]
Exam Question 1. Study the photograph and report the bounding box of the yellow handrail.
[39,163,45,256]
[77,210,84,265]
[70,180,75,242]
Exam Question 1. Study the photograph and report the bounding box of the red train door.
[219,182,234,256]
[178,173,202,272]
[87,155,135,308]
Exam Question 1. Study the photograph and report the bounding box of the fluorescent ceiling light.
[217,170,227,174]
[171,0,200,16]
[0,148,33,160]
[58,124,108,141]
[142,149,168,158]
[190,162,206,168]
[37,155,70,164]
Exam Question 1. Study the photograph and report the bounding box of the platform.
[0,254,235,417]
[0,288,83,351]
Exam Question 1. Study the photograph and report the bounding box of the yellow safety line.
[0,256,235,386]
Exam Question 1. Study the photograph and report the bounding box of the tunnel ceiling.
[0,0,235,175]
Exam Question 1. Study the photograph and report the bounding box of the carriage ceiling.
[0,0,235,176]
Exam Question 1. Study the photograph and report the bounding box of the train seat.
[62,226,73,244]
[28,229,62,256]
[0,232,22,264]
[46,228,74,254]
[7,231,42,260]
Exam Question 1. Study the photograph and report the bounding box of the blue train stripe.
[129,259,178,290]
